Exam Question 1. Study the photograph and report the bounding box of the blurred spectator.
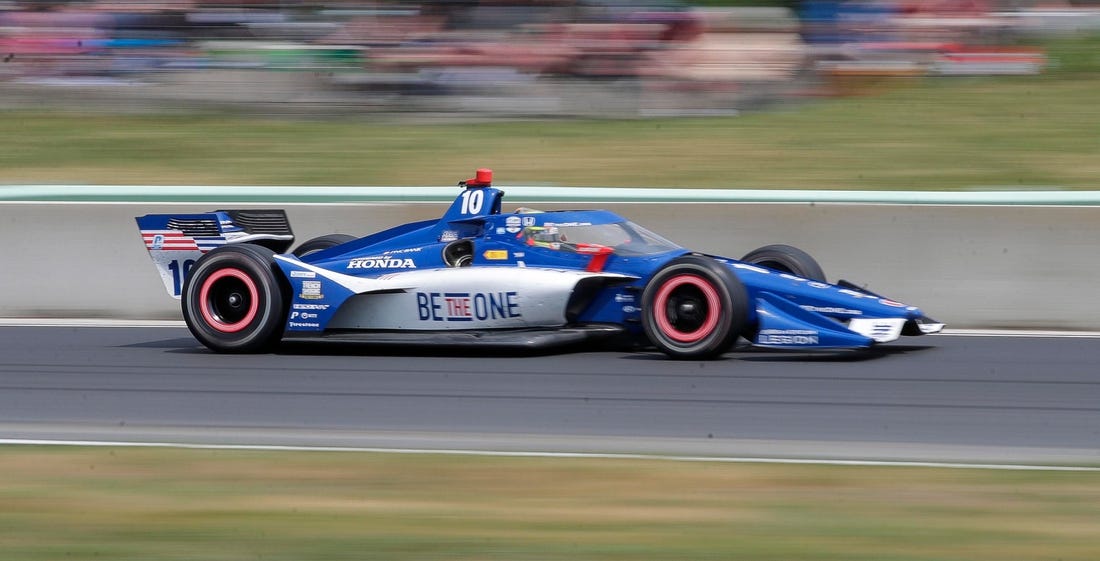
[0,0,1073,114]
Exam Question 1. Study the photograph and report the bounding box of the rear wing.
[136,210,294,298]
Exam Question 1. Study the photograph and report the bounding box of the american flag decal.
[141,230,227,252]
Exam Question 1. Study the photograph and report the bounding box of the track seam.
[2,439,1098,472]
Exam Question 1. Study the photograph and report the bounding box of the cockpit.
[518,220,681,256]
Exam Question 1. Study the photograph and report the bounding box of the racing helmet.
[529,226,563,244]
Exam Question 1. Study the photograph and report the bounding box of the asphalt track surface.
[1,326,1099,465]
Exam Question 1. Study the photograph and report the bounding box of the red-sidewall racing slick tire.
[641,255,749,360]
[739,244,826,283]
[182,244,289,353]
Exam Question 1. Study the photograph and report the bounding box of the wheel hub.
[227,293,243,308]
[677,300,698,317]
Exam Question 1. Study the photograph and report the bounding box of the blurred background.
[2,0,1099,188]
[1,0,1095,118]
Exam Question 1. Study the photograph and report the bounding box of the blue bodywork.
[268,185,937,349]
[138,182,940,351]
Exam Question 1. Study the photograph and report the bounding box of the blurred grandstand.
[1,0,1097,117]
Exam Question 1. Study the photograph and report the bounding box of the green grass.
[2,35,1099,190]
[1,447,1099,560]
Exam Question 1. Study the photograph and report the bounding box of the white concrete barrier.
[2,191,1098,328]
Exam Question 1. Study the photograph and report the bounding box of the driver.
[521,225,567,250]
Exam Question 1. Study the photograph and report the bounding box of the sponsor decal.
[417,291,521,322]
[801,305,862,316]
[808,282,830,289]
[440,230,459,242]
[293,303,329,310]
[870,322,896,335]
[759,329,820,345]
[289,311,319,320]
[144,231,229,252]
[142,230,200,251]
[288,321,321,328]
[505,216,522,234]
[879,298,906,308]
[483,249,509,261]
[622,305,638,313]
[495,227,506,235]
[848,318,906,342]
[614,294,635,303]
[300,280,323,300]
[290,270,316,278]
[385,247,423,255]
[347,257,416,269]
[779,274,803,281]
[513,252,525,258]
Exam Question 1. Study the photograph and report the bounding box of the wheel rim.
[652,274,721,343]
[198,268,259,333]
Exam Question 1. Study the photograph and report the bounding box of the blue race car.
[136,169,943,359]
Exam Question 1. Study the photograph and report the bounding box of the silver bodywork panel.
[326,267,630,330]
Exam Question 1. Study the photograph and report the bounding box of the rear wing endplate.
[135,209,294,298]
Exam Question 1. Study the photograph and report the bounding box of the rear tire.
[642,255,748,359]
[740,244,826,282]
[182,244,288,353]
[292,234,355,257]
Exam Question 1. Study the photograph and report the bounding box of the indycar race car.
[136,169,943,359]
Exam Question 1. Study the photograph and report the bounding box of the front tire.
[182,244,288,353]
[641,255,748,359]
[740,244,825,282]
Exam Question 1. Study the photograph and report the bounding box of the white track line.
[1,439,1098,472]
[0,318,185,328]
[941,328,1100,338]
[4,318,1100,338]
